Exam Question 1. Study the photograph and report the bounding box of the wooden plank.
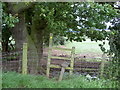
[75,68,99,71]
[53,47,72,51]
[50,64,60,68]
[70,47,75,75]
[50,64,72,69]
[58,67,65,81]
[51,56,71,60]
[46,33,53,78]
[58,62,69,81]
[22,43,28,75]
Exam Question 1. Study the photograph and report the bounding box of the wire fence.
[2,45,111,78]
[2,51,22,72]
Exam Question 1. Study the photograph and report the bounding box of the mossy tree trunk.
[7,3,45,74]
[11,13,27,51]
[26,16,47,74]
[12,14,45,74]
[27,21,44,74]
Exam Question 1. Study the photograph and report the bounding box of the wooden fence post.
[46,33,53,77]
[69,47,75,75]
[22,43,28,75]
[58,62,69,81]
[100,53,105,78]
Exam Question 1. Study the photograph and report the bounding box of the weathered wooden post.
[69,47,75,75]
[22,43,28,75]
[58,62,69,81]
[100,53,105,78]
[46,33,53,77]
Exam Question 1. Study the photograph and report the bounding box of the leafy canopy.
[25,2,118,42]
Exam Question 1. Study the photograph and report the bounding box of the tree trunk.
[2,40,8,52]
[7,2,44,74]
[11,13,44,74]
[11,13,27,51]
[10,12,27,72]
[27,32,44,74]
[27,19,44,74]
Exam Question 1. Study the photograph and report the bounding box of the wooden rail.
[51,56,71,60]
[52,47,72,51]
[50,64,72,69]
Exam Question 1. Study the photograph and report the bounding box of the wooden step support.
[58,61,69,81]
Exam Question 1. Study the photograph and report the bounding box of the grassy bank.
[2,72,117,88]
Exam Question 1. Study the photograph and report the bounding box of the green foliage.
[65,2,118,42]
[97,5,120,85]
[2,13,19,28]
[3,2,118,48]
[25,2,74,45]
[25,2,118,43]
[107,15,120,84]
[44,35,66,46]
[2,3,19,51]
[2,72,118,88]
[24,2,119,50]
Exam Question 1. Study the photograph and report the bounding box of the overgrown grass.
[2,72,117,88]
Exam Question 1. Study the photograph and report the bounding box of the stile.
[46,33,75,78]
[22,43,28,75]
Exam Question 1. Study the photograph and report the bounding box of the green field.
[2,72,117,88]
[64,39,109,54]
